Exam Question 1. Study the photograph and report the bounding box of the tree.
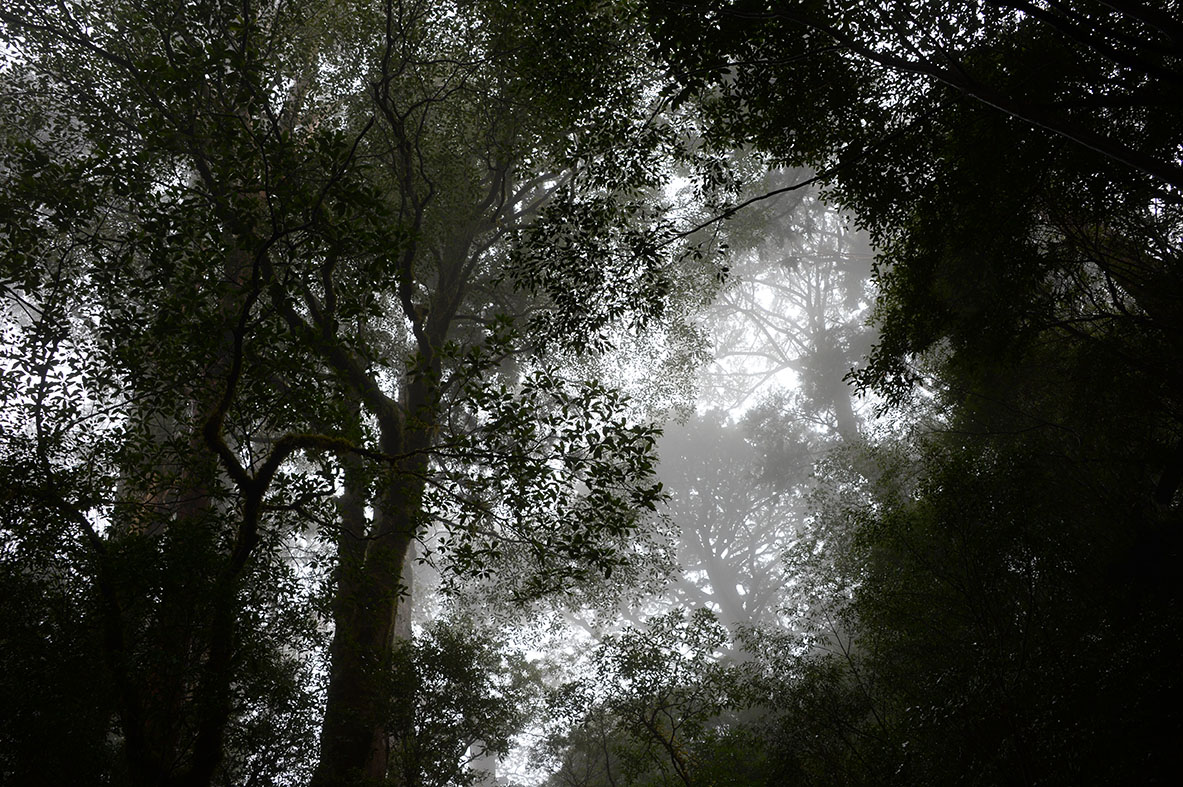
[646,0,1183,607]
[540,609,769,787]
[695,175,875,434]
[783,418,1183,784]
[385,618,541,787]
[650,404,837,639]
[652,413,794,634]
[649,1,1183,782]
[649,1,1183,186]
[641,180,876,637]
[291,4,685,781]
[647,0,1183,411]
[0,1,712,784]
[2,2,344,780]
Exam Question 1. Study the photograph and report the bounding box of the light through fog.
[470,179,884,785]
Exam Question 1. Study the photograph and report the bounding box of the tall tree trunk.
[312,415,431,786]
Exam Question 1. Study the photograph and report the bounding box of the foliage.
[787,424,1183,784]
[647,0,1183,408]
[645,1,1183,784]
[387,619,542,787]
[5,0,1181,784]
[540,609,769,787]
[694,174,876,424]
[0,0,717,784]
[652,410,809,633]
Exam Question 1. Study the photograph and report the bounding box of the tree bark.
[313,402,433,786]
